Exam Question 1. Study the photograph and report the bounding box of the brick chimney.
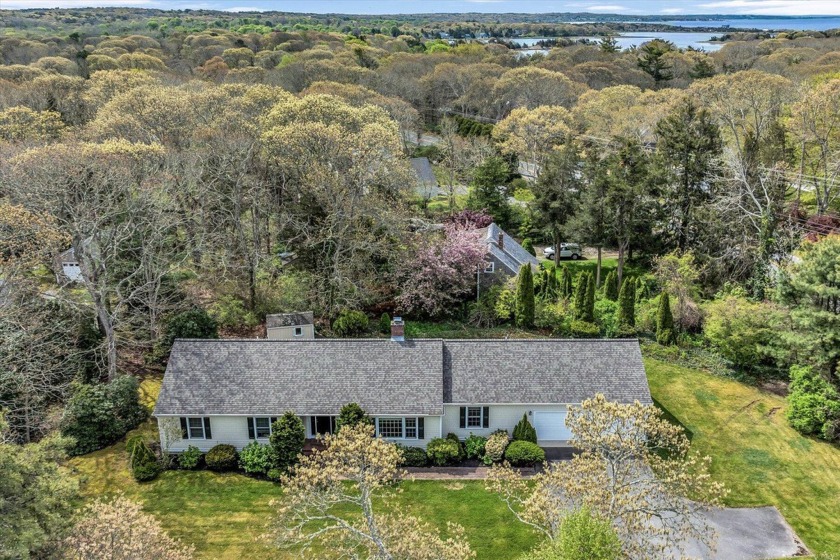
[497,232,504,250]
[390,317,405,342]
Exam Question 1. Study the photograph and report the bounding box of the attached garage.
[532,411,573,443]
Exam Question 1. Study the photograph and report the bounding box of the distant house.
[266,312,315,340]
[54,247,85,284]
[478,223,538,286]
[154,321,651,452]
[410,157,440,201]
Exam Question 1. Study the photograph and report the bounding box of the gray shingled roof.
[480,223,539,274]
[266,312,314,328]
[155,338,651,416]
[443,339,651,405]
[154,339,444,416]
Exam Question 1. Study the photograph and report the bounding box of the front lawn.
[67,361,840,557]
[69,449,538,559]
[646,357,840,555]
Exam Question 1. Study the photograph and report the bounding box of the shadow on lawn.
[653,397,694,443]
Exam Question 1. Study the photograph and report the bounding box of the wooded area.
[1,8,839,559]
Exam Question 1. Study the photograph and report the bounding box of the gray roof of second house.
[443,339,651,405]
[480,223,539,274]
[266,312,314,328]
[154,339,445,416]
[154,338,651,417]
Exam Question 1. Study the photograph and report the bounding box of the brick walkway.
[405,466,541,479]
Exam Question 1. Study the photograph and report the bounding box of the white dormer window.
[485,262,495,273]
[294,327,303,337]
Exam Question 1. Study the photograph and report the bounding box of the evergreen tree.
[655,98,722,251]
[599,35,619,53]
[512,413,537,443]
[515,264,535,328]
[635,276,647,303]
[573,272,588,319]
[583,272,596,323]
[656,292,676,345]
[561,266,573,299]
[270,411,305,472]
[468,156,511,229]
[378,312,391,335]
[617,277,636,327]
[603,270,619,301]
[522,238,535,256]
[689,56,716,79]
[637,39,675,85]
[336,402,371,432]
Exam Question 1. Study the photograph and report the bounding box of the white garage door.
[532,411,573,442]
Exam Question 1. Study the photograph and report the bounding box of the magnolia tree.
[271,423,475,560]
[487,394,726,559]
[64,496,194,560]
[397,224,488,318]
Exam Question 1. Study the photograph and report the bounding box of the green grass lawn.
[646,357,840,555]
[540,256,648,281]
[67,361,840,558]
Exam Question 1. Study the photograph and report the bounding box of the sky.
[4,0,840,15]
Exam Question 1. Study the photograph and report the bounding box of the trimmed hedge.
[483,430,510,464]
[398,445,428,467]
[426,437,461,466]
[464,434,487,460]
[205,444,238,471]
[127,436,161,482]
[178,445,202,470]
[239,441,274,475]
[505,440,545,466]
[570,319,600,338]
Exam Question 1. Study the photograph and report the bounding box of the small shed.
[266,311,315,340]
[54,247,85,284]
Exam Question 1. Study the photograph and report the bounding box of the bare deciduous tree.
[487,394,726,560]
[271,423,475,560]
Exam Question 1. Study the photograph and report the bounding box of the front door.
[311,416,336,436]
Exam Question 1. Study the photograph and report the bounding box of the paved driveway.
[684,506,808,560]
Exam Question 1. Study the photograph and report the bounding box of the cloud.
[585,4,628,11]
[697,0,840,15]
[660,7,684,14]
[224,5,264,10]
[1,0,157,6]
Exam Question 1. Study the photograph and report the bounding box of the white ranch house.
[154,323,651,451]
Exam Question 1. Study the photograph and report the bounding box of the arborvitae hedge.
[656,292,676,345]
[583,272,596,323]
[574,272,588,318]
[561,266,573,299]
[512,413,537,443]
[603,270,619,301]
[617,277,636,327]
[515,264,535,328]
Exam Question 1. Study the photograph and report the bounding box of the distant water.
[662,17,840,31]
[516,32,723,53]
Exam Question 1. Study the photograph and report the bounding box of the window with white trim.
[484,261,495,273]
[294,327,303,336]
[377,418,403,438]
[405,417,417,439]
[188,417,206,439]
[467,407,483,428]
[375,417,421,440]
[254,417,272,438]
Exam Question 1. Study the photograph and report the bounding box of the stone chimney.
[497,232,504,251]
[390,317,405,342]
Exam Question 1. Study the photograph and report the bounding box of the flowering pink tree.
[397,224,488,318]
